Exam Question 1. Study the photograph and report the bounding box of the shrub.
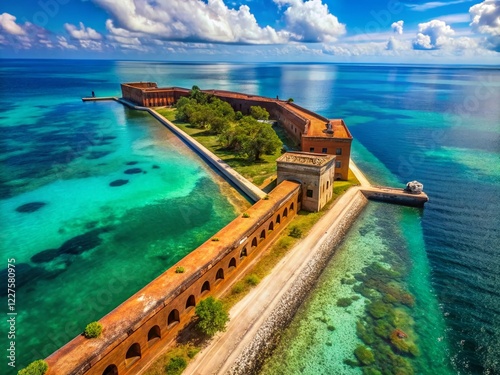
[327,324,336,331]
[175,266,185,273]
[245,274,260,286]
[288,226,302,238]
[195,297,229,336]
[84,322,102,339]
[165,356,187,375]
[187,347,200,359]
[242,212,250,218]
[211,237,219,241]
[18,359,49,375]
[354,345,375,366]
[231,281,245,294]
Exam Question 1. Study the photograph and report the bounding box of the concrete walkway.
[183,186,366,375]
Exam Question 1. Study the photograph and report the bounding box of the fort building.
[120,82,353,180]
[277,152,336,212]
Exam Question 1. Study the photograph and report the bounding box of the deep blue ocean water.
[0,60,499,374]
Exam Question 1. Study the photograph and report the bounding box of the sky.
[0,0,499,64]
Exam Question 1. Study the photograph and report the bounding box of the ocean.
[0,60,498,374]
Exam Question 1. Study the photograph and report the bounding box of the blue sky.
[1,0,499,63]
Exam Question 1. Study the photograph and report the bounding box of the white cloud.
[406,0,473,12]
[0,13,26,35]
[470,0,500,51]
[57,36,77,50]
[64,22,102,40]
[413,20,455,49]
[93,0,288,44]
[392,20,404,34]
[273,0,346,42]
[437,13,471,24]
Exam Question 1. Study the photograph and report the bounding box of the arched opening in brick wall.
[259,230,266,242]
[240,248,247,259]
[147,325,161,346]
[125,343,141,367]
[283,208,288,218]
[251,238,258,248]
[290,202,295,211]
[186,295,196,309]
[229,257,236,269]
[168,309,180,327]
[216,268,224,281]
[201,281,211,294]
[276,214,281,225]
[103,364,118,375]
[268,221,274,232]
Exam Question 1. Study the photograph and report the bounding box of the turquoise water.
[1,61,499,374]
[0,61,246,372]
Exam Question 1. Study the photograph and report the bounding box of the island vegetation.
[156,86,297,188]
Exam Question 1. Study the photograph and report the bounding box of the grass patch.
[144,344,197,375]
[155,108,296,187]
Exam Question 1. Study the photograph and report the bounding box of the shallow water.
[0,63,247,371]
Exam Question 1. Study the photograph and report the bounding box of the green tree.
[239,117,282,161]
[250,106,270,120]
[17,360,48,375]
[174,97,197,122]
[195,297,229,336]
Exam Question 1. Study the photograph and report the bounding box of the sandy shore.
[183,183,368,375]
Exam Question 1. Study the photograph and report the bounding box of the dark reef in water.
[110,179,129,187]
[58,227,112,255]
[124,168,142,174]
[126,161,138,165]
[86,151,111,160]
[16,202,46,213]
[152,165,160,169]
[31,249,60,264]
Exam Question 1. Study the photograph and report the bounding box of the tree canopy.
[195,297,229,336]
[175,87,282,160]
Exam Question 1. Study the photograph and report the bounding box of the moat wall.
[45,181,300,375]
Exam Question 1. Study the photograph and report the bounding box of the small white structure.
[405,181,424,194]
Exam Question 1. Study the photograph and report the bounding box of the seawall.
[117,98,267,202]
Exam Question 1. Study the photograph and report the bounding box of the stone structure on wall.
[277,152,336,212]
[120,82,353,180]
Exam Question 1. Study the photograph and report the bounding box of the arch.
[259,229,266,242]
[147,325,161,344]
[290,202,295,211]
[276,214,281,225]
[268,221,274,232]
[125,343,141,366]
[168,309,180,327]
[240,248,247,259]
[326,181,329,189]
[216,268,224,281]
[103,364,118,375]
[201,280,210,293]
[283,208,288,218]
[229,257,236,269]
[186,295,196,309]
[251,237,258,248]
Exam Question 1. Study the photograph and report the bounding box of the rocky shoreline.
[229,191,369,375]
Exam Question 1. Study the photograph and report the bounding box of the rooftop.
[277,152,336,167]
